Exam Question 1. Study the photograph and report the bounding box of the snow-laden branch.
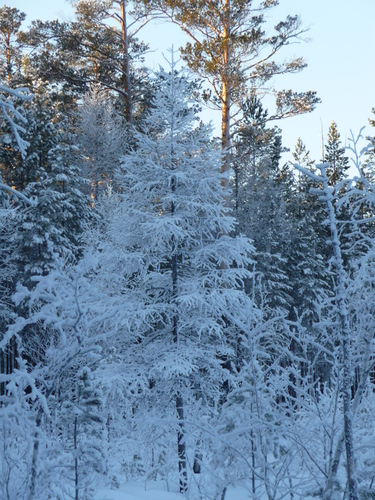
[293,162,325,183]
[0,84,32,158]
[294,161,359,499]
[0,84,34,206]
[0,183,36,206]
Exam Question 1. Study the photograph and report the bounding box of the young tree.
[8,249,111,500]
[94,52,257,493]
[59,366,106,500]
[77,84,128,199]
[294,162,358,500]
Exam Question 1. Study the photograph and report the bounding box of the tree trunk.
[74,415,79,500]
[121,0,133,124]
[176,393,187,493]
[320,166,358,500]
[28,407,44,500]
[221,0,231,199]
[221,78,231,189]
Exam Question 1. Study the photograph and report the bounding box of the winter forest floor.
[95,480,251,500]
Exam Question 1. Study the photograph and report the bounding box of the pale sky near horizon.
[4,0,375,166]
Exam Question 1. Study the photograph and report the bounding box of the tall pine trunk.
[221,0,231,200]
[120,0,133,124]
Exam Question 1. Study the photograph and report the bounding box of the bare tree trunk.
[74,415,79,500]
[5,34,11,83]
[28,407,44,500]
[221,0,231,199]
[176,393,187,493]
[169,107,188,489]
[221,78,231,189]
[120,0,133,124]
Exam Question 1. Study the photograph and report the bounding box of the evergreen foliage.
[323,120,350,186]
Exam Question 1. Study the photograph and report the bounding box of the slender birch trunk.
[294,163,358,499]
[320,167,357,500]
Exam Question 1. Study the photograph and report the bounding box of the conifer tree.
[4,82,91,287]
[77,84,128,199]
[323,121,350,186]
[22,0,151,124]
[289,138,329,320]
[233,97,292,314]
[94,53,257,493]
[59,366,106,500]
[0,6,26,84]
[138,0,320,181]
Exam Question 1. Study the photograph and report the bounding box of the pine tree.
[323,121,350,186]
[21,0,152,124]
[138,0,320,181]
[0,6,26,84]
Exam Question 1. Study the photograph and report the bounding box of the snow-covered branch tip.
[293,162,327,183]
[0,84,32,158]
[346,127,371,177]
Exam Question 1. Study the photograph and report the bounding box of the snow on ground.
[95,481,182,500]
[95,481,250,499]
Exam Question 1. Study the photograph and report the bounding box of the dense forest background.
[1,1,375,499]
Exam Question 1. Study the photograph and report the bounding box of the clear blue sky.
[5,0,375,164]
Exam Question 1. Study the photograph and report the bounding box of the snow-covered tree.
[93,52,257,493]
[294,162,358,500]
[0,83,30,159]
[6,82,91,287]
[58,366,106,500]
[77,84,128,200]
[7,249,111,500]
